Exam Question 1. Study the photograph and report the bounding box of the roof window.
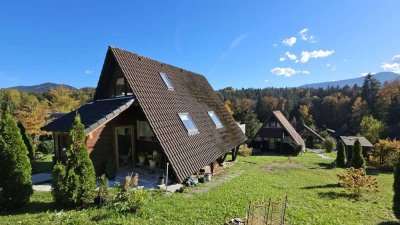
[160,72,174,90]
[178,113,198,135]
[208,111,223,128]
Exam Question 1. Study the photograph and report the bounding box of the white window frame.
[160,72,174,91]
[207,111,223,128]
[178,113,199,135]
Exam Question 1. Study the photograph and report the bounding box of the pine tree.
[52,113,96,207]
[0,111,33,209]
[393,156,400,219]
[336,141,346,168]
[350,139,365,169]
[387,96,400,125]
[361,74,381,119]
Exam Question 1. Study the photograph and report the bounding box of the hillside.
[6,82,77,93]
[301,72,400,88]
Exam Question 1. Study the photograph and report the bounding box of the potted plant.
[148,154,156,168]
[138,152,146,164]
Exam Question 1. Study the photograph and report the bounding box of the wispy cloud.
[282,37,297,47]
[271,67,310,77]
[326,63,336,71]
[300,50,334,63]
[264,79,270,82]
[381,54,400,73]
[279,57,286,62]
[85,70,94,74]
[230,34,248,49]
[220,34,248,60]
[299,28,316,43]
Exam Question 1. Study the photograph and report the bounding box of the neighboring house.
[339,136,374,161]
[296,124,325,149]
[331,126,356,140]
[252,111,305,155]
[43,46,247,182]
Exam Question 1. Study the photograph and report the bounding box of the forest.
[0,74,399,144]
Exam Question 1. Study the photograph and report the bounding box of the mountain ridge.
[5,82,77,93]
[301,72,400,89]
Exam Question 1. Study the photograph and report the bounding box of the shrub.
[337,167,378,197]
[52,114,96,207]
[370,139,400,170]
[17,121,35,162]
[314,143,322,149]
[52,162,67,205]
[350,139,366,169]
[0,112,33,209]
[94,174,110,206]
[37,140,54,154]
[336,141,347,168]
[393,156,400,219]
[238,144,252,157]
[322,137,337,153]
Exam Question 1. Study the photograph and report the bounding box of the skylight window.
[178,113,198,135]
[208,111,223,128]
[160,72,174,90]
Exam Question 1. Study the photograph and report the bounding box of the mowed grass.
[0,153,397,225]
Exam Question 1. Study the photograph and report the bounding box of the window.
[178,113,198,135]
[138,121,155,139]
[160,72,174,90]
[208,111,223,128]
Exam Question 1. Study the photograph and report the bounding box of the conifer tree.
[17,121,35,162]
[393,156,400,219]
[350,139,365,169]
[52,113,96,207]
[336,141,346,168]
[0,111,33,209]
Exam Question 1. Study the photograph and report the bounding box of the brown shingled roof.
[94,46,247,182]
[271,111,305,147]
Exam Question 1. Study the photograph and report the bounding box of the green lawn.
[1,153,397,225]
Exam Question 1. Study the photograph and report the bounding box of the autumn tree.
[351,97,370,130]
[48,86,80,113]
[224,100,234,116]
[233,99,260,138]
[360,115,384,144]
[298,105,314,126]
[16,93,51,135]
[256,96,279,123]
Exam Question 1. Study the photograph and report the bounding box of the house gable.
[96,46,247,181]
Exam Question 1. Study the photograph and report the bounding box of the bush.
[350,139,366,169]
[0,112,33,209]
[37,140,54,154]
[111,174,149,214]
[94,174,110,206]
[370,139,400,170]
[314,143,322,149]
[336,141,347,168]
[238,144,252,157]
[322,137,337,153]
[51,114,96,207]
[17,122,35,162]
[337,167,378,197]
[393,156,400,219]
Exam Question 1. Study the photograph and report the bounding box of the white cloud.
[271,67,310,77]
[299,28,316,43]
[85,70,94,74]
[264,79,269,82]
[271,67,297,77]
[285,51,297,61]
[326,63,336,71]
[279,57,286,62]
[282,37,297,47]
[300,50,335,63]
[381,54,400,73]
[230,34,248,49]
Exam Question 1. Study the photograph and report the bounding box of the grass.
[1,153,397,225]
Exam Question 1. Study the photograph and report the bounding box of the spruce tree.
[0,111,33,209]
[393,156,400,219]
[52,114,96,207]
[350,139,365,169]
[336,141,346,168]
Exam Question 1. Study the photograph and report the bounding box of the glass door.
[115,126,134,168]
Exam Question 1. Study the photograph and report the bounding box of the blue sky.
[1,1,399,89]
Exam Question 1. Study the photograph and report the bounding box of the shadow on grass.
[301,183,340,190]
[377,222,400,225]
[0,201,62,216]
[366,168,393,176]
[317,191,355,199]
